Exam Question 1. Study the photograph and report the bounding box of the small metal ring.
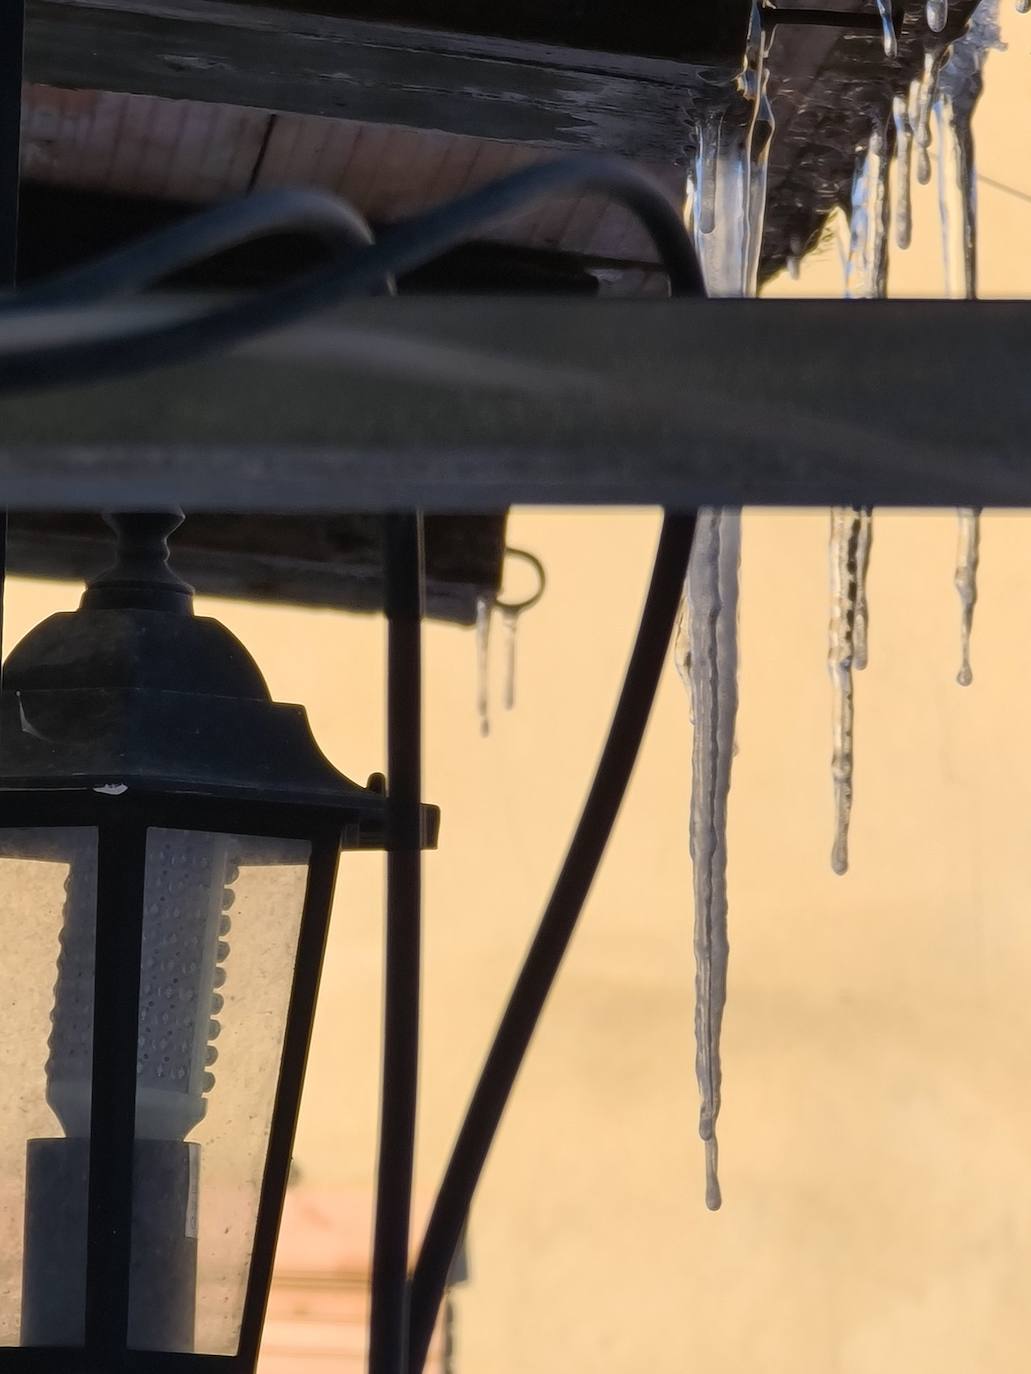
[495,547,546,615]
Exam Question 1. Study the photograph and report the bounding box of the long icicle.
[677,509,741,1211]
[934,0,999,685]
[829,509,863,876]
[835,118,887,873]
[679,4,768,1209]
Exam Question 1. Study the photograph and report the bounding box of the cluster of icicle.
[672,0,1001,1208]
[469,0,1006,1215]
[831,0,999,878]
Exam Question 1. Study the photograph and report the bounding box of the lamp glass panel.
[128,828,311,1356]
[0,827,98,1347]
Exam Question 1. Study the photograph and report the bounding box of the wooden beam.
[5,512,506,622]
[24,0,736,161]
[0,296,1025,510]
[266,0,751,64]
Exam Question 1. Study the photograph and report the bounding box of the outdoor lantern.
[0,512,435,1372]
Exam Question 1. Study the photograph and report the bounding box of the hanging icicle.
[926,0,948,32]
[1018,0,1030,14]
[678,7,767,1209]
[828,509,866,877]
[913,49,945,186]
[933,0,1000,685]
[852,508,873,673]
[475,595,492,738]
[954,509,980,687]
[677,509,741,1212]
[875,0,899,55]
[845,124,891,299]
[892,94,914,251]
[686,3,772,298]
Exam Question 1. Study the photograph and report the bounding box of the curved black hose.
[0,188,378,308]
[371,513,426,1374]
[406,510,698,1373]
[0,156,703,393]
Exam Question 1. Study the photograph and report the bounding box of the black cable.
[0,156,704,393]
[1,188,377,307]
[371,512,426,1374]
[406,510,698,1374]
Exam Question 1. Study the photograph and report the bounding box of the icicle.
[1019,0,1030,12]
[892,94,914,251]
[475,595,491,737]
[828,509,865,876]
[680,509,741,1211]
[500,606,519,711]
[934,93,976,298]
[845,125,890,300]
[933,1,1000,684]
[853,508,873,672]
[954,508,980,687]
[875,0,899,56]
[694,110,720,237]
[687,98,767,297]
[934,0,1000,298]
[926,0,948,31]
[913,50,943,186]
[686,3,772,298]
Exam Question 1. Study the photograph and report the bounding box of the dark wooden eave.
[25,0,751,162]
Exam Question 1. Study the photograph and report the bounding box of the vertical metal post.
[0,0,22,741]
[370,513,425,1374]
[85,821,147,1359]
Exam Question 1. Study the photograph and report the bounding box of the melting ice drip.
[828,509,871,877]
[676,510,741,1212]
[47,832,235,1141]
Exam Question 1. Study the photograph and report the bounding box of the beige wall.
[10,501,1031,1371]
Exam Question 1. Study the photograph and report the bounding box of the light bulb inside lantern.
[47,830,235,1141]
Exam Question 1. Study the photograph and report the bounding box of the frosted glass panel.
[128,829,310,1355]
[0,828,97,1347]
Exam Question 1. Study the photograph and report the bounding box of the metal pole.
[370,513,425,1374]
